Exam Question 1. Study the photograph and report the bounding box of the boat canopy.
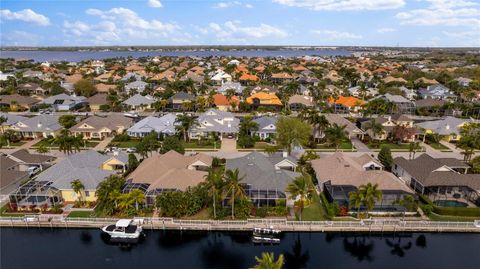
[116,219,132,227]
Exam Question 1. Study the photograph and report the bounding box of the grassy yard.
[3,141,26,148]
[110,140,141,148]
[0,206,26,217]
[32,139,99,149]
[315,140,353,150]
[428,213,479,222]
[425,141,450,150]
[181,208,211,220]
[301,193,329,221]
[367,142,411,150]
[182,140,220,149]
[68,211,94,218]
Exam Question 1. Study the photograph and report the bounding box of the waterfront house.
[127,113,178,138]
[125,150,212,204]
[225,152,299,207]
[123,94,155,111]
[10,115,62,138]
[189,109,240,140]
[416,116,473,142]
[393,154,479,206]
[0,155,29,195]
[70,115,133,140]
[6,149,54,173]
[42,93,87,111]
[311,153,413,211]
[253,116,278,141]
[31,150,128,203]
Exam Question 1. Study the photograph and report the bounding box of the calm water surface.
[1,228,479,269]
[0,49,352,62]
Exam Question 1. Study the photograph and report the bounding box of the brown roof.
[9,149,54,164]
[415,99,445,108]
[87,93,109,106]
[70,115,133,133]
[0,94,39,106]
[312,153,412,192]
[0,155,28,189]
[127,150,212,191]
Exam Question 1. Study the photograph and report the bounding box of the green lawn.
[367,142,411,150]
[0,206,26,217]
[301,193,329,221]
[182,140,220,149]
[428,213,479,222]
[110,140,141,148]
[315,141,353,150]
[67,211,95,218]
[425,141,450,150]
[32,139,99,149]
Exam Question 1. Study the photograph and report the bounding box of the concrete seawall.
[1,217,479,233]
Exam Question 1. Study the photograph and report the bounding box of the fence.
[1,216,479,232]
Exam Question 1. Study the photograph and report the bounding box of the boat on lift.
[101,219,144,239]
[252,227,281,244]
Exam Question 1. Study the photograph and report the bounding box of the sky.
[0,0,479,47]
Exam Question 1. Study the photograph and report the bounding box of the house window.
[85,191,90,197]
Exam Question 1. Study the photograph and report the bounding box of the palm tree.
[129,189,145,211]
[204,168,224,219]
[224,168,247,219]
[71,179,85,205]
[365,119,384,144]
[0,115,6,134]
[348,190,364,217]
[251,252,284,269]
[286,175,315,221]
[325,123,347,151]
[36,144,50,155]
[175,113,196,142]
[109,189,121,208]
[55,130,83,154]
[408,142,420,160]
[118,193,134,212]
[2,130,18,147]
[349,183,383,217]
[240,116,259,136]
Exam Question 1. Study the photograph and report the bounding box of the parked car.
[27,166,40,177]
[124,112,139,118]
[126,148,136,153]
[104,146,119,153]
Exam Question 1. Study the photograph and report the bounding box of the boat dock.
[1,216,480,233]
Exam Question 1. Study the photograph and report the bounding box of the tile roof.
[246,92,282,106]
[328,96,365,107]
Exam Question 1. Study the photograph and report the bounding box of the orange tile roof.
[239,73,259,81]
[328,96,365,107]
[213,94,240,106]
[246,92,282,106]
[271,72,294,79]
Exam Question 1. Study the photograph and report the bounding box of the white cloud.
[272,0,405,11]
[312,30,362,39]
[148,0,163,8]
[213,1,253,9]
[1,31,41,46]
[0,9,50,26]
[396,0,480,28]
[377,27,396,33]
[62,7,184,45]
[197,21,287,43]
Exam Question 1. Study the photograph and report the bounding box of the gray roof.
[253,116,278,134]
[123,94,155,106]
[419,84,456,98]
[8,149,54,164]
[35,150,127,190]
[121,72,142,81]
[394,154,480,190]
[0,113,28,126]
[225,152,299,192]
[217,82,244,94]
[416,116,471,135]
[191,109,239,134]
[169,91,195,101]
[325,114,365,136]
[374,93,413,104]
[125,81,148,92]
[42,93,86,106]
[127,113,178,135]
[13,115,62,133]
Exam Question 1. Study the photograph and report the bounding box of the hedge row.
[418,194,480,217]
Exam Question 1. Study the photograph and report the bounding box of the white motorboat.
[252,227,281,244]
[101,219,144,239]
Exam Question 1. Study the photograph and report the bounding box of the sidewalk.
[93,136,114,151]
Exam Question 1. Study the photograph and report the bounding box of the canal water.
[0,49,352,62]
[1,228,479,269]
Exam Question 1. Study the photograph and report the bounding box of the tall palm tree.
[175,113,196,142]
[310,114,329,142]
[204,168,224,219]
[348,189,365,217]
[240,116,259,136]
[71,179,85,205]
[118,193,134,212]
[325,123,347,151]
[129,189,145,211]
[36,144,50,155]
[109,189,121,208]
[224,168,247,219]
[349,183,383,217]
[251,252,284,269]
[408,142,420,160]
[286,175,315,221]
[0,115,6,134]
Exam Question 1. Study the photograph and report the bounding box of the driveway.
[219,138,237,153]
[94,136,114,151]
[351,137,371,153]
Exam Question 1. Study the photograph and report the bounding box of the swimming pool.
[434,200,468,207]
